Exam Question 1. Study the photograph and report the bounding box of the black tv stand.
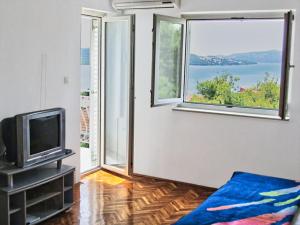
[0,150,75,225]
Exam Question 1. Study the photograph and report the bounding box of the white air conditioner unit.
[112,0,180,10]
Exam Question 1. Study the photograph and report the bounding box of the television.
[1,108,66,168]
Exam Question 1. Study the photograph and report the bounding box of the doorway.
[80,15,101,173]
[80,11,135,176]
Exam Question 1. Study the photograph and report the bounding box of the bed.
[174,172,300,225]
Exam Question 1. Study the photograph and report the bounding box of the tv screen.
[29,115,60,155]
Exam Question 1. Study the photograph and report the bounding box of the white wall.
[1,0,299,188]
[132,0,300,188]
[0,0,112,183]
[81,0,113,12]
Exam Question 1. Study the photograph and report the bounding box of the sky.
[189,19,284,56]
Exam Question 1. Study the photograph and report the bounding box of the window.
[151,15,185,106]
[151,12,294,119]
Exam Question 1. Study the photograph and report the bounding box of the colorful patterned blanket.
[174,172,300,225]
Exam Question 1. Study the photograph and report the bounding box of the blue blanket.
[174,172,300,225]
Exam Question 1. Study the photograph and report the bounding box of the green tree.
[191,73,280,109]
[238,74,280,109]
[196,74,240,105]
[257,74,280,108]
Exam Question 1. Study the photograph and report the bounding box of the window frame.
[180,11,294,120]
[151,14,186,107]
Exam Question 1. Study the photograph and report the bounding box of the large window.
[151,12,294,119]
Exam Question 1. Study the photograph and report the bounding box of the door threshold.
[101,167,132,180]
[80,167,101,179]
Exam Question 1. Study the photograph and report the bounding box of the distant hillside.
[190,54,256,66]
[190,50,282,66]
[229,50,282,64]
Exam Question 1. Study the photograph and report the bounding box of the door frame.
[80,9,104,175]
[100,15,135,177]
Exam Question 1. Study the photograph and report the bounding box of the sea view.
[186,62,282,96]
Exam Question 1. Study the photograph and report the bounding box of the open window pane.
[185,18,287,114]
[152,15,185,106]
[158,21,182,99]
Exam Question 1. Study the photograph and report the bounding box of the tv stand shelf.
[0,151,74,188]
[0,151,75,225]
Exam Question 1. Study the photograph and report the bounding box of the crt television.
[1,108,66,168]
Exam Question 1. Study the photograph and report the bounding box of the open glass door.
[80,16,101,173]
[101,15,134,176]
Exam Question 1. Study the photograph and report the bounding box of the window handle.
[289,64,295,68]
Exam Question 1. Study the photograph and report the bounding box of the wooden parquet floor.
[42,170,215,225]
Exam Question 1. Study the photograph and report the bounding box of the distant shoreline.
[190,50,282,66]
[189,62,257,66]
[189,62,276,67]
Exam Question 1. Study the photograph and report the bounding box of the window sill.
[173,105,289,121]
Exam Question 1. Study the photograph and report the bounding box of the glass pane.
[80,17,100,173]
[104,21,130,170]
[157,21,183,100]
[185,19,284,110]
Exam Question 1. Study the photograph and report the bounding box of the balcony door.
[80,15,101,173]
[101,15,135,176]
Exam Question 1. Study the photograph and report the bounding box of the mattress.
[175,172,300,225]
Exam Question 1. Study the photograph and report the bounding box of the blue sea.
[186,63,282,95]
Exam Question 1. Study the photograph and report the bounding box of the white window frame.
[180,11,294,120]
[151,11,294,120]
[151,14,186,107]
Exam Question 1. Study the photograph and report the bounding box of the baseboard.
[79,168,217,191]
[132,172,217,191]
